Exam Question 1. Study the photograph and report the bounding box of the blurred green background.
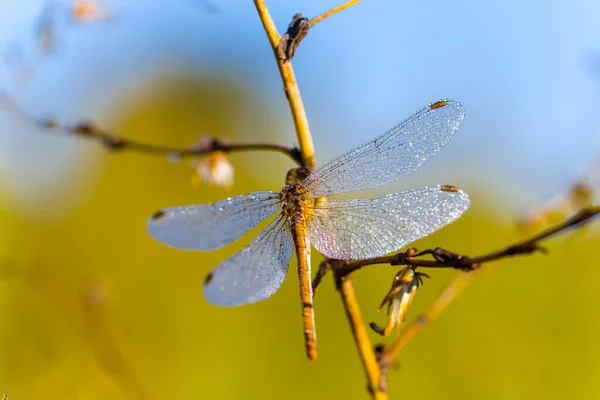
[0,2,600,400]
[1,73,599,400]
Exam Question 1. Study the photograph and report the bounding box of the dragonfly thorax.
[279,183,309,220]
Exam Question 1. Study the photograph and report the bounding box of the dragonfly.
[147,99,470,361]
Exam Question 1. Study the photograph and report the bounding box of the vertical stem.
[337,274,388,400]
[253,0,383,395]
[253,0,316,168]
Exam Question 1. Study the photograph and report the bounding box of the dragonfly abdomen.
[290,213,317,361]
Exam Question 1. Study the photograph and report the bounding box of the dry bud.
[192,152,234,190]
[72,0,108,22]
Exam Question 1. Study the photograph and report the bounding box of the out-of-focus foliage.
[1,75,599,400]
[517,181,596,236]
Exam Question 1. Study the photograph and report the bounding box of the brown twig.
[310,0,363,27]
[277,13,310,61]
[0,94,303,165]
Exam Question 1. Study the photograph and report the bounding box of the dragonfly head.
[285,166,313,185]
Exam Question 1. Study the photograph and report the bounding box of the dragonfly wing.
[302,101,465,198]
[204,214,294,306]
[148,191,280,251]
[307,185,469,260]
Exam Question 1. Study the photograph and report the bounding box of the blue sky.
[1,0,600,214]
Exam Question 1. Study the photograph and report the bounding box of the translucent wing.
[148,191,280,251]
[307,185,470,260]
[204,214,294,306]
[302,101,465,198]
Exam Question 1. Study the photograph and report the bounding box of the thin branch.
[315,204,600,282]
[253,0,316,168]
[278,1,364,61]
[335,272,388,400]
[310,0,363,27]
[0,94,303,165]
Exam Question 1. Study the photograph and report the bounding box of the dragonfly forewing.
[203,214,294,306]
[301,100,465,198]
[148,191,280,251]
[307,185,470,260]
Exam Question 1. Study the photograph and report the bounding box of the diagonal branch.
[335,272,388,399]
[310,0,363,27]
[278,1,364,61]
[0,94,303,165]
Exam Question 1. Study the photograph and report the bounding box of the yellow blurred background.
[2,0,600,398]
[1,73,599,400]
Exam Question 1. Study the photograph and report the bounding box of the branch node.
[43,119,58,129]
[289,146,303,165]
[198,137,228,152]
[312,259,334,292]
[102,136,126,150]
[72,121,97,136]
[390,247,418,266]
[415,247,478,271]
[277,13,310,61]
[414,314,429,327]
